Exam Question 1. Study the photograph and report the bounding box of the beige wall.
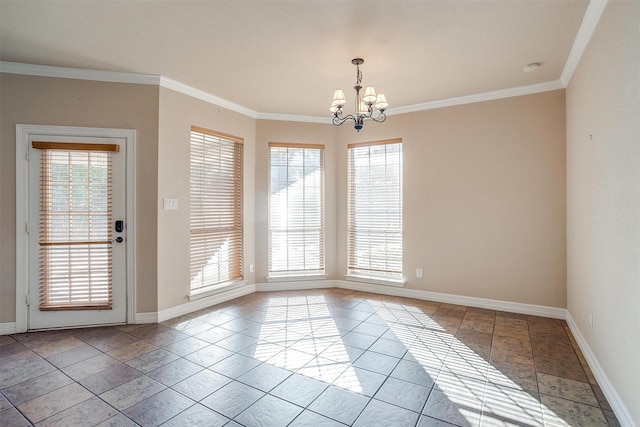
[157,88,256,311]
[0,75,258,323]
[255,120,338,281]
[0,74,567,326]
[566,0,640,423]
[335,91,567,308]
[254,91,567,309]
[0,74,160,322]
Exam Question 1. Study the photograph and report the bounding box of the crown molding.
[560,0,609,87]
[0,0,607,122]
[387,80,565,116]
[256,112,330,124]
[159,76,258,119]
[0,62,573,124]
[0,61,161,85]
[0,61,260,118]
[0,2,607,124]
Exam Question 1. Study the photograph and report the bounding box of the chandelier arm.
[367,111,387,123]
[332,114,357,126]
[359,103,374,119]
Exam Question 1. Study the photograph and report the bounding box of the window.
[347,138,403,282]
[34,141,118,310]
[268,143,325,278]
[190,126,243,291]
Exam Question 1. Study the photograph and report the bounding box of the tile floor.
[0,288,620,426]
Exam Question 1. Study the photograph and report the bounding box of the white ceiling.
[0,0,591,118]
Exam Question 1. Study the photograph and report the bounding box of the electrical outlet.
[249,264,254,273]
[416,268,423,278]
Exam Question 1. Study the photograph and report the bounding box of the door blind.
[36,142,117,310]
[268,143,325,276]
[347,139,403,279]
[190,126,243,290]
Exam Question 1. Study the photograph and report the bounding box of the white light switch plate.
[163,198,178,210]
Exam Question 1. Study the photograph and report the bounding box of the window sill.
[188,279,248,301]
[344,274,406,288]
[266,274,328,283]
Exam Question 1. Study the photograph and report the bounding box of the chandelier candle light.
[330,58,388,132]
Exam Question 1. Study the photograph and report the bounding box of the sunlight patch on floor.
[248,293,583,426]
[255,295,365,394]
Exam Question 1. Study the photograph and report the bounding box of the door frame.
[16,124,136,333]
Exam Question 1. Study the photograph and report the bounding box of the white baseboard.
[134,312,159,324]
[566,313,635,427]
[270,279,567,319]
[345,280,567,318]
[336,280,567,319]
[1,281,566,332]
[157,284,256,322]
[256,280,335,292]
[135,284,256,324]
[0,322,17,335]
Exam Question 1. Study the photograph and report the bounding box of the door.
[28,135,127,329]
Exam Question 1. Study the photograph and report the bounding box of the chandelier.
[330,58,388,132]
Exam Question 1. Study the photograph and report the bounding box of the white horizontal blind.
[36,143,117,310]
[268,143,325,276]
[190,126,243,290]
[348,139,403,279]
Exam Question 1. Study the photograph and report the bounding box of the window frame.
[189,126,244,296]
[267,142,326,281]
[346,138,405,286]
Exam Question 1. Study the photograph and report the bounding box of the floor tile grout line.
[53,343,169,426]
[2,357,97,426]
[1,388,35,426]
